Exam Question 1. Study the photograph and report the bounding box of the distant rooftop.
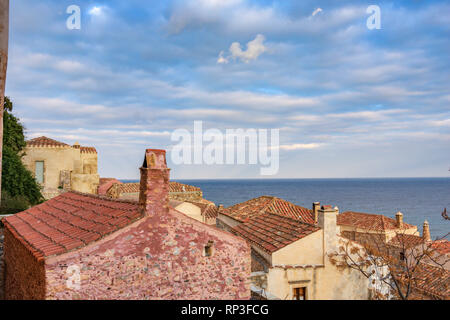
[221,196,314,224]
[26,136,97,153]
[231,212,320,253]
[337,211,415,231]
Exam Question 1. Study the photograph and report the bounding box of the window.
[293,287,307,300]
[204,240,214,257]
[35,161,44,184]
[400,252,405,261]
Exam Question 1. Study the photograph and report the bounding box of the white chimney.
[318,205,339,255]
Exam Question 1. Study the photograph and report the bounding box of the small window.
[293,287,307,300]
[400,252,405,261]
[204,240,214,257]
[35,161,44,184]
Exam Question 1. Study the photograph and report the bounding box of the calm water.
[123,178,450,238]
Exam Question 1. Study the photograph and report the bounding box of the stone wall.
[45,209,251,300]
[169,191,203,202]
[3,226,46,299]
[0,227,4,300]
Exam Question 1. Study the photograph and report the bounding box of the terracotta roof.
[99,178,122,186]
[431,239,450,255]
[169,182,201,193]
[388,233,425,249]
[1,192,142,261]
[98,178,123,196]
[337,211,415,231]
[231,212,320,253]
[117,182,140,194]
[186,201,218,219]
[112,182,201,195]
[80,146,97,154]
[408,263,450,299]
[221,196,314,224]
[26,136,69,148]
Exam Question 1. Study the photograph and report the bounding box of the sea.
[122,178,450,238]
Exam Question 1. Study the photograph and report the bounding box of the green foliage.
[1,97,44,212]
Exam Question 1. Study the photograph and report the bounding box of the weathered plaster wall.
[266,261,369,300]
[22,146,100,197]
[45,210,251,300]
[272,231,323,266]
[71,172,100,194]
[3,226,46,300]
[22,146,77,193]
[172,202,203,223]
[216,214,241,232]
[170,191,203,202]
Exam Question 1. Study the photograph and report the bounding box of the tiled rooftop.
[186,201,218,219]
[26,136,69,148]
[431,239,450,255]
[337,211,415,231]
[80,146,97,154]
[116,182,140,194]
[221,196,314,224]
[98,178,123,196]
[169,182,201,192]
[407,262,450,299]
[231,212,320,253]
[26,136,97,154]
[112,181,201,195]
[388,233,425,249]
[1,192,142,261]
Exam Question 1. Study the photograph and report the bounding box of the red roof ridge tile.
[26,136,69,148]
[68,190,139,205]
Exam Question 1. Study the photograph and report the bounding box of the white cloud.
[89,6,103,16]
[217,34,267,64]
[217,51,228,64]
[312,8,323,17]
[280,143,323,151]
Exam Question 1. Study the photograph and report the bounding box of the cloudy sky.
[5,0,450,179]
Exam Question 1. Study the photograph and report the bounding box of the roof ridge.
[66,190,139,206]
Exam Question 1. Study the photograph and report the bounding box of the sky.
[5,0,450,179]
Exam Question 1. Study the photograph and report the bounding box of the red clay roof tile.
[2,191,143,260]
[231,212,320,254]
[26,136,69,148]
[221,196,314,224]
[337,211,415,231]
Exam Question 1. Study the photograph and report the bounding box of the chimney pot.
[423,220,431,242]
[313,202,320,223]
[139,149,170,217]
[395,211,404,228]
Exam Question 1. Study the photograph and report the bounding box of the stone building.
[104,181,203,203]
[337,210,419,244]
[22,136,100,199]
[169,200,218,226]
[100,179,217,225]
[217,196,315,232]
[230,204,370,300]
[2,149,250,300]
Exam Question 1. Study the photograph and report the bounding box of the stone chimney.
[318,205,339,255]
[218,204,224,212]
[139,149,170,217]
[312,202,320,223]
[395,211,404,228]
[422,220,431,242]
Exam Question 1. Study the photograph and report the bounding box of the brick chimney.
[318,205,339,255]
[312,202,320,223]
[395,211,404,228]
[422,220,431,242]
[139,149,170,217]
